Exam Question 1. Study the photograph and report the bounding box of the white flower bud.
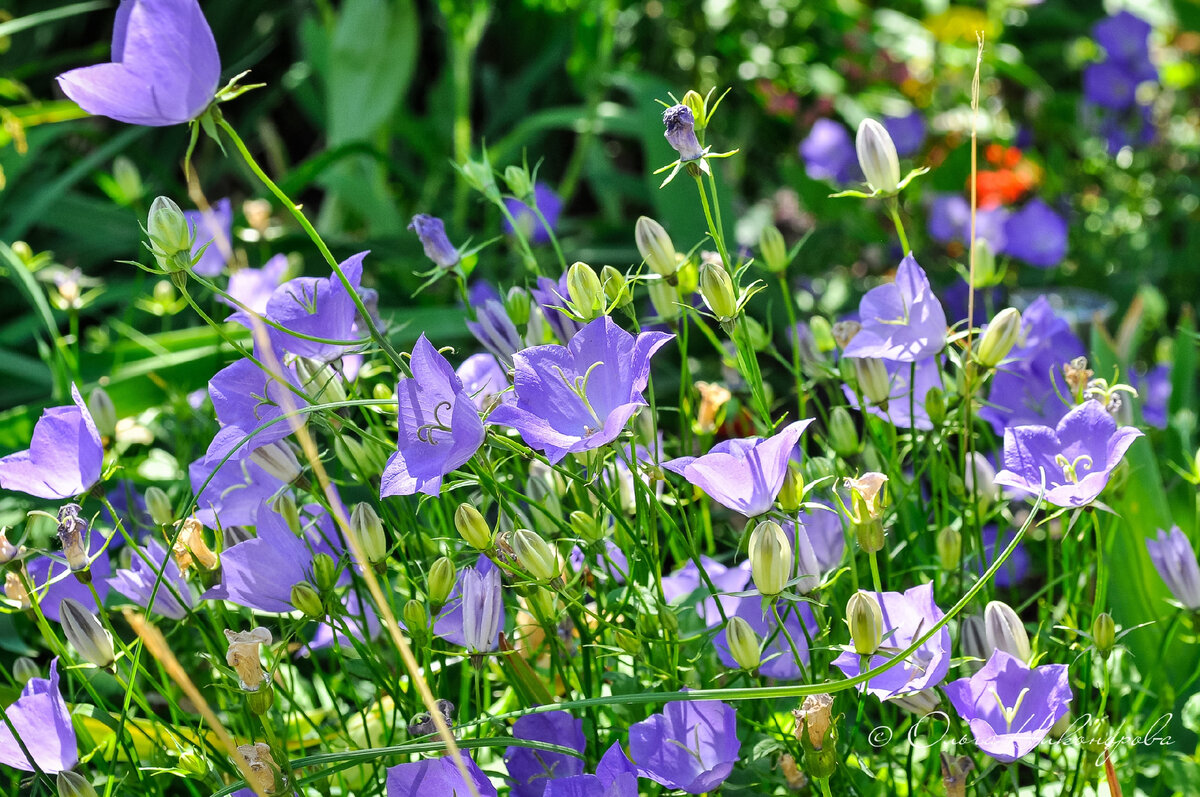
[249,441,302,483]
[60,598,115,668]
[855,119,901,194]
[635,216,679,277]
[454,504,493,551]
[984,600,1031,663]
[512,528,560,581]
[350,502,388,564]
[749,520,792,597]
[852,357,892,406]
[87,387,117,439]
[976,307,1022,368]
[847,591,884,655]
[725,616,761,670]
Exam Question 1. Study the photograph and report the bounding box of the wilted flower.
[409,214,460,269]
[0,659,77,773]
[993,399,1143,507]
[1145,526,1200,609]
[224,627,272,691]
[793,693,835,750]
[843,255,946,362]
[236,742,279,795]
[944,650,1072,763]
[173,515,219,572]
[57,0,220,126]
[386,753,497,797]
[629,699,740,793]
[662,104,704,162]
[504,711,586,796]
[0,383,103,500]
[56,504,90,573]
[693,381,732,435]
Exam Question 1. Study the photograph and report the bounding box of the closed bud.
[778,463,805,513]
[454,504,493,551]
[290,582,324,619]
[648,279,681,321]
[616,628,642,655]
[759,225,788,273]
[57,771,98,797]
[976,307,1022,368]
[749,520,792,597]
[970,238,999,288]
[827,406,859,457]
[87,387,117,439]
[847,591,884,655]
[1092,612,1116,658]
[248,441,302,484]
[512,528,559,581]
[852,357,891,406]
[959,614,988,673]
[855,119,901,195]
[810,316,836,353]
[461,158,499,202]
[351,502,388,564]
[60,598,115,668]
[144,487,173,526]
[567,261,605,320]
[681,89,708,129]
[504,286,531,325]
[146,196,193,273]
[295,358,348,405]
[699,261,738,322]
[12,657,38,686]
[635,216,679,278]
[984,600,1031,663]
[601,265,631,308]
[428,557,457,607]
[177,748,208,779]
[311,553,339,594]
[403,599,428,636]
[725,616,761,670]
[224,627,272,692]
[569,510,604,545]
[503,164,534,202]
[924,386,946,426]
[373,382,394,403]
[937,527,962,571]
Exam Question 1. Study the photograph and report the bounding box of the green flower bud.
[512,528,559,581]
[676,258,699,295]
[827,407,859,458]
[759,224,788,274]
[615,629,642,656]
[699,261,738,322]
[290,582,324,619]
[937,527,962,571]
[60,598,115,668]
[246,684,275,716]
[350,502,388,564]
[725,616,761,670]
[146,196,194,274]
[503,164,534,202]
[454,505,492,552]
[57,771,98,797]
[925,386,946,427]
[682,89,708,130]
[461,157,499,202]
[567,261,605,320]
[569,510,604,545]
[601,265,632,309]
[144,486,173,527]
[295,358,348,405]
[777,463,805,513]
[648,279,681,321]
[852,357,891,407]
[373,382,394,403]
[970,238,999,288]
[505,286,531,325]
[847,591,884,655]
[984,600,1031,663]
[87,387,117,439]
[635,216,679,278]
[112,155,144,201]
[1092,612,1116,659]
[749,520,792,597]
[855,119,901,195]
[311,553,340,595]
[177,748,208,779]
[12,657,38,686]
[274,494,301,536]
[403,599,428,637]
[810,316,836,353]
[428,557,457,607]
[976,307,1022,368]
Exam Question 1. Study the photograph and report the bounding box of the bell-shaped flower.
[843,255,946,362]
[108,538,196,620]
[263,251,371,362]
[56,0,220,127]
[385,752,497,797]
[488,317,673,465]
[993,399,1142,507]
[663,420,813,518]
[504,711,586,796]
[189,455,284,529]
[380,335,486,497]
[409,214,460,268]
[1000,199,1068,268]
[0,659,77,772]
[799,119,861,185]
[433,556,505,652]
[185,198,232,277]
[1145,526,1200,610]
[944,650,1072,763]
[0,383,103,500]
[221,254,289,320]
[628,699,740,794]
[204,351,307,465]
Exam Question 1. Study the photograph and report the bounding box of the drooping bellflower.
[628,699,740,794]
[0,383,104,500]
[842,255,947,362]
[410,214,460,269]
[0,659,77,773]
[504,711,586,796]
[433,556,505,652]
[1145,527,1200,610]
[662,105,704,162]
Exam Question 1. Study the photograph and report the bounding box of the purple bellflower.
[1135,363,1171,428]
[843,355,943,431]
[488,316,673,465]
[843,255,947,361]
[204,353,306,464]
[434,556,504,652]
[800,119,861,184]
[308,590,382,652]
[380,335,486,497]
[944,650,1072,763]
[927,194,1009,252]
[1000,199,1068,268]
[466,298,525,368]
[455,353,511,411]
[0,659,77,773]
[186,198,232,277]
[833,583,952,700]
[264,251,370,362]
[883,110,926,157]
[663,420,813,518]
[504,711,586,797]
[993,399,1142,507]
[1083,61,1139,111]
[108,538,195,620]
[503,184,563,246]
[56,0,220,127]
[662,105,704,162]
[221,254,289,320]
[0,383,103,500]
[1095,11,1153,67]
[628,699,740,794]
[970,526,1032,590]
[783,503,845,573]
[1145,527,1200,610]
[410,214,460,269]
[189,455,284,529]
[385,753,497,797]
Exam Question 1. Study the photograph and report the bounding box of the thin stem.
[886,198,910,256]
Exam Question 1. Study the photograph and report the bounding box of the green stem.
[887,198,910,255]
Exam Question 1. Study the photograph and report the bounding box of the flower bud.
[847,592,884,655]
[777,463,805,513]
[454,504,493,551]
[249,441,302,484]
[236,742,280,795]
[635,216,679,278]
[504,286,531,326]
[725,616,761,670]
[959,614,988,672]
[224,627,272,691]
[970,238,999,287]
[311,553,339,594]
[699,261,738,322]
[144,487,173,527]
[373,382,394,403]
[290,582,324,619]
[984,600,1031,663]
[57,771,98,797]
[56,505,90,573]
[759,225,788,274]
[569,510,604,545]
[937,527,962,571]
[60,598,115,668]
[503,164,535,202]
[428,557,457,607]
[976,307,1022,368]
[350,502,388,564]
[648,279,681,321]
[749,520,792,597]
[1092,612,1116,658]
[827,407,859,458]
[512,528,559,581]
[810,316,836,353]
[295,358,348,405]
[567,261,605,321]
[403,599,428,637]
[177,748,208,779]
[662,104,704,161]
[12,657,38,685]
[855,119,901,194]
[146,196,193,273]
[87,387,117,439]
[681,90,708,130]
[601,265,631,309]
[616,628,641,655]
[461,158,500,202]
[852,357,891,406]
[924,386,946,426]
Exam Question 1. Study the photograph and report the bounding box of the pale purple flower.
[189,455,284,528]
[1083,61,1139,111]
[488,317,673,465]
[0,659,77,773]
[628,699,740,794]
[466,298,525,367]
[884,110,926,157]
[833,583,952,699]
[503,184,563,246]
[1135,363,1171,428]
[531,273,584,344]
[505,711,586,796]
[663,420,814,518]
[1145,527,1200,609]
[108,538,195,620]
[309,590,382,652]
[204,354,306,464]
[800,119,861,184]
[1001,199,1068,268]
[434,556,504,652]
[380,335,485,497]
[661,556,752,622]
[944,650,1072,763]
[993,399,1143,507]
[715,596,819,681]
[843,356,943,430]
[56,0,219,127]
[386,753,496,797]
[662,105,704,161]
[783,502,845,572]
[843,255,947,361]
[222,254,289,319]
[410,214,459,268]
[455,352,510,411]
[264,251,370,362]
[185,198,232,277]
[0,383,103,500]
